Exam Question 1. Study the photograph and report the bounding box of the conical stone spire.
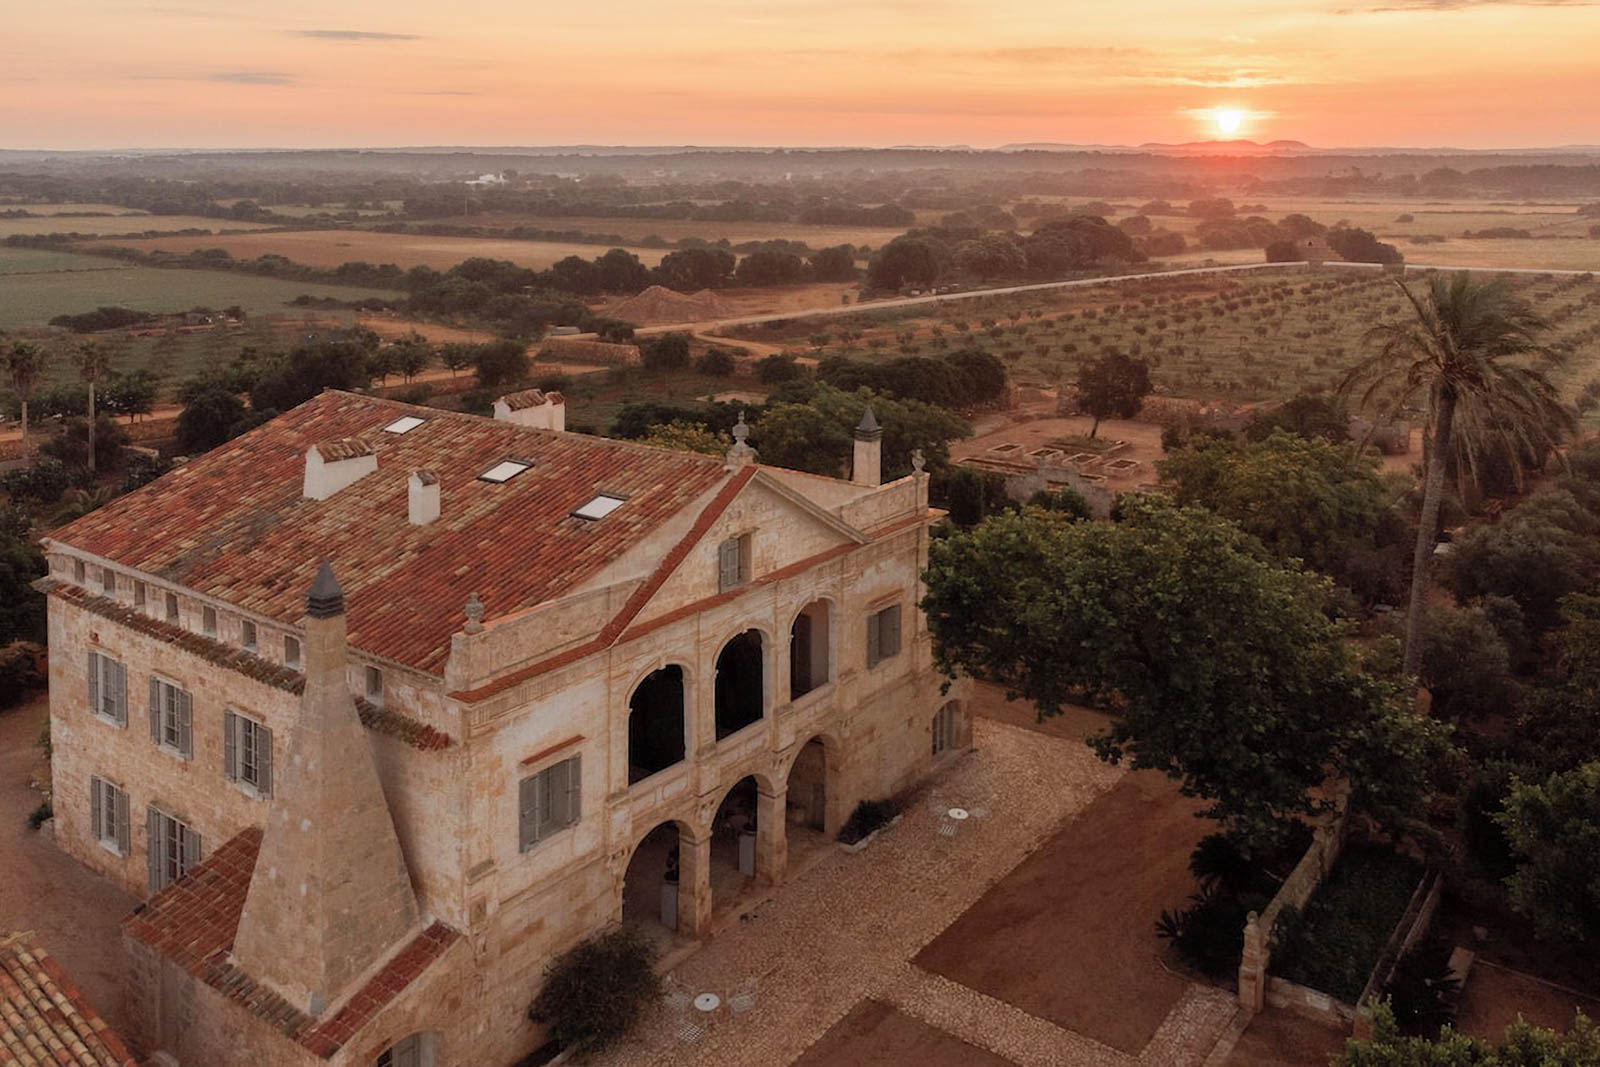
[852,405,883,486]
[231,562,421,1016]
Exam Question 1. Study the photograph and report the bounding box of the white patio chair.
[729,976,758,1014]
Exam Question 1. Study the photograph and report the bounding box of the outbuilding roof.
[0,932,138,1067]
[52,391,729,674]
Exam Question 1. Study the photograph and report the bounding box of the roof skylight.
[572,494,625,521]
[382,415,426,434]
[479,459,532,483]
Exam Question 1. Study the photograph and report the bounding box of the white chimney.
[409,471,440,525]
[303,439,377,501]
[492,389,566,432]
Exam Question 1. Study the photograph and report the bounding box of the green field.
[0,254,399,331]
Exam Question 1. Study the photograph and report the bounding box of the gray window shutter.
[567,754,582,827]
[518,775,537,851]
[87,653,100,717]
[116,788,130,854]
[883,605,902,659]
[223,711,237,781]
[180,826,201,875]
[177,690,193,758]
[548,760,569,831]
[111,661,127,726]
[148,679,160,744]
[90,777,102,840]
[259,725,273,796]
[146,809,162,893]
[866,612,881,668]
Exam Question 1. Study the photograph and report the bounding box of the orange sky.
[3,0,1597,149]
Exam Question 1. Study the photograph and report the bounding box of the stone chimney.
[231,561,421,1017]
[408,471,439,526]
[492,388,565,431]
[303,439,377,501]
[852,406,882,487]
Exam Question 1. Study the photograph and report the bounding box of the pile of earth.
[607,285,734,324]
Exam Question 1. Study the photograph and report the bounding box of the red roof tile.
[123,828,461,1059]
[0,932,139,1067]
[53,391,729,675]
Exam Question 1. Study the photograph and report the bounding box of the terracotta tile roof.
[51,391,729,675]
[499,387,561,411]
[43,581,452,751]
[123,828,461,1060]
[317,437,375,461]
[0,932,139,1067]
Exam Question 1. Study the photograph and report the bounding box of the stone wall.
[1236,789,1350,1014]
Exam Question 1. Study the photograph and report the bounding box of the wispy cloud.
[207,71,295,85]
[1342,0,1591,9]
[413,90,479,96]
[292,29,422,41]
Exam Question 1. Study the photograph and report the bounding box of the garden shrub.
[838,797,898,845]
[26,801,51,831]
[0,641,45,709]
[527,928,660,1057]
[1382,936,1461,1037]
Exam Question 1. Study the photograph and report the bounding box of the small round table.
[947,807,970,821]
[694,993,722,1013]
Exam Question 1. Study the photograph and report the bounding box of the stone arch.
[627,664,689,785]
[784,733,841,837]
[713,628,767,740]
[788,597,834,700]
[620,817,695,934]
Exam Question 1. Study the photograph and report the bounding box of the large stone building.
[40,389,969,1066]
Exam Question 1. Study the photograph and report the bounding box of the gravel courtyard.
[589,693,1241,1067]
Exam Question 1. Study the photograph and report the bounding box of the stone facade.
[43,395,969,1067]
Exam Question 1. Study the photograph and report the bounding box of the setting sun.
[1213,108,1246,138]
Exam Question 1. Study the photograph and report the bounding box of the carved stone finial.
[464,592,485,634]
[911,448,926,474]
[726,410,756,466]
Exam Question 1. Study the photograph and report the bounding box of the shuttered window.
[375,1033,425,1067]
[866,603,902,669]
[87,652,127,726]
[101,567,116,595]
[202,606,217,637]
[518,754,582,852]
[146,808,201,894]
[164,593,179,623]
[148,678,193,759]
[223,710,273,796]
[284,635,301,669]
[717,535,751,593]
[89,777,130,855]
[241,620,257,653]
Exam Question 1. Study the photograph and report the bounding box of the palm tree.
[1341,271,1575,678]
[5,342,45,440]
[73,342,113,474]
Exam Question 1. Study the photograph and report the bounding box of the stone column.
[678,828,714,939]
[755,783,787,886]
[1237,910,1266,1014]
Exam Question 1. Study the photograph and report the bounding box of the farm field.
[0,215,274,238]
[0,246,130,276]
[449,212,914,249]
[722,264,1600,426]
[93,229,669,271]
[1402,238,1600,271]
[0,202,151,215]
[0,258,398,330]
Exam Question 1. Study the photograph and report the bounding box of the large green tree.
[1075,351,1152,438]
[922,498,1436,846]
[1495,761,1600,945]
[1157,430,1390,580]
[1341,272,1574,677]
[753,384,968,479]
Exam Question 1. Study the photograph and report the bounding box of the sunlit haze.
[5,0,1598,150]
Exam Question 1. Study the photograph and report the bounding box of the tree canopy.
[1336,1002,1599,1067]
[922,498,1436,846]
[753,383,968,480]
[1075,351,1152,437]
